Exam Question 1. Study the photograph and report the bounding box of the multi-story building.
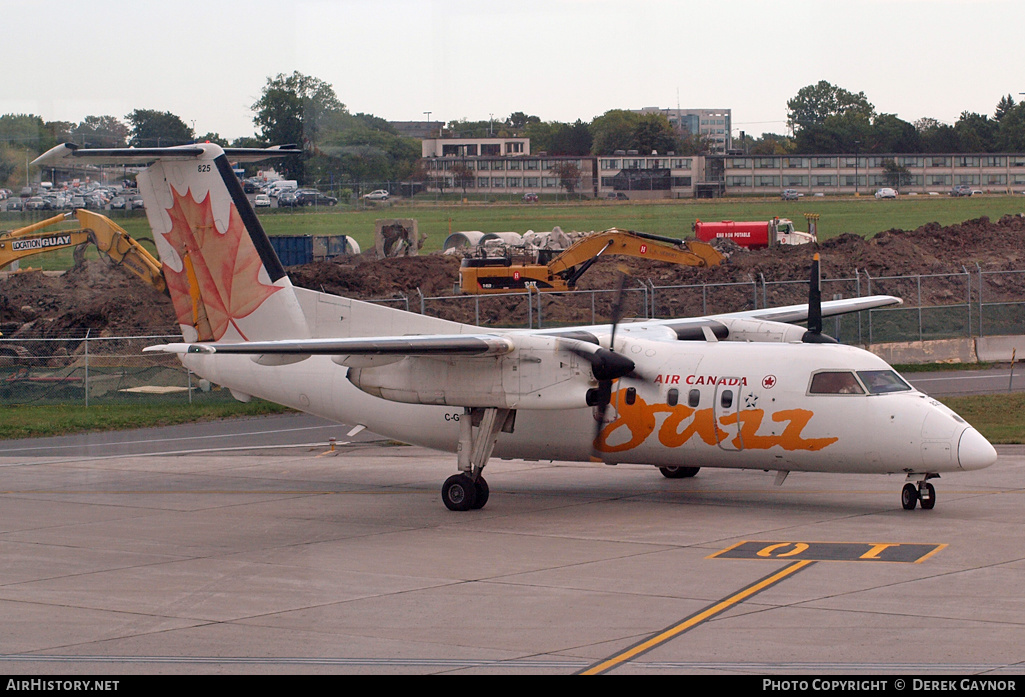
[418,137,1025,198]
[391,121,445,139]
[717,154,1025,196]
[636,107,732,155]
[422,137,529,158]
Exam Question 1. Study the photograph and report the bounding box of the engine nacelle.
[715,317,810,343]
[345,335,595,409]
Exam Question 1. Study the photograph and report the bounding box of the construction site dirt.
[3,214,1025,345]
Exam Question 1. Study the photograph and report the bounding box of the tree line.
[740,80,1025,156]
[3,75,1024,189]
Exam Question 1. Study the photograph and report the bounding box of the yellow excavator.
[459,227,724,294]
[0,210,165,294]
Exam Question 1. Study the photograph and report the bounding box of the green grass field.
[0,401,292,440]
[2,392,1022,443]
[3,194,1023,270]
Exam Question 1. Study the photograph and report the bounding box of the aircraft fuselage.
[183,337,991,477]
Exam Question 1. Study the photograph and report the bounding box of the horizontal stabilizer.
[33,143,300,166]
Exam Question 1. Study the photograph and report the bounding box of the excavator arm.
[459,228,724,294]
[0,210,165,294]
[547,228,723,280]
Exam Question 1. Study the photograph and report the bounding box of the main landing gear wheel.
[442,474,478,512]
[660,466,700,479]
[472,476,490,510]
[901,483,919,510]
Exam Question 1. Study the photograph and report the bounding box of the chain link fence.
[0,332,233,407]
[4,267,1024,406]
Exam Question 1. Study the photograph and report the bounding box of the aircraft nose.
[958,427,997,470]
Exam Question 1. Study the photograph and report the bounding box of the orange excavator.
[458,227,724,294]
[0,210,165,293]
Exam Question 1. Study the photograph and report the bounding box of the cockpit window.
[857,370,912,394]
[809,371,865,395]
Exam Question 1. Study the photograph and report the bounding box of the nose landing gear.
[901,476,938,510]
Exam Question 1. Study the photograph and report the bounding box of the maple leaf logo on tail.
[161,188,282,342]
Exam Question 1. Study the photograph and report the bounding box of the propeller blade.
[608,268,628,350]
[802,253,837,344]
[589,380,613,462]
[590,269,630,461]
[807,253,822,335]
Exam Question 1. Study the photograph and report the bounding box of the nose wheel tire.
[901,483,918,510]
[902,482,937,510]
[919,482,936,510]
[442,474,478,511]
[659,466,701,479]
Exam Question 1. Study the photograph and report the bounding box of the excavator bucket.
[0,209,166,295]
[73,210,166,294]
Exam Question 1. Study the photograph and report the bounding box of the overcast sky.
[3,0,1022,142]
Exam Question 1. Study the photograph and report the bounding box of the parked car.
[6,197,23,211]
[254,194,271,208]
[522,192,538,202]
[605,192,629,200]
[363,189,390,201]
[276,192,299,207]
[24,197,47,211]
[781,189,799,201]
[110,196,126,210]
[128,196,145,210]
[295,190,337,207]
[949,185,972,197]
[874,188,898,199]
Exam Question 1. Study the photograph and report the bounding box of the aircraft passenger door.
[713,380,743,452]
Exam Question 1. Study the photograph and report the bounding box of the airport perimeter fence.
[3,267,1025,407]
[0,332,234,408]
[417,266,1025,344]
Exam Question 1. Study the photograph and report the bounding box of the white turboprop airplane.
[35,143,998,512]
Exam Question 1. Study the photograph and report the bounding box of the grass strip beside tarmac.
[1,394,1023,444]
[0,400,292,440]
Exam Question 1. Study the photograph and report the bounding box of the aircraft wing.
[145,330,630,381]
[661,294,902,329]
[145,333,517,360]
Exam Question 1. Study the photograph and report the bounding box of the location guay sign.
[10,234,72,251]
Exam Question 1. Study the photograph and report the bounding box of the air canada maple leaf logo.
[161,189,281,341]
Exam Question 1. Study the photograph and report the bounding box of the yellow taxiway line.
[579,559,815,675]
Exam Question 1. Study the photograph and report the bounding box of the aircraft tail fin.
[34,143,309,343]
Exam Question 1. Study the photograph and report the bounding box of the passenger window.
[688,389,700,407]
[720,390,733,409]
[667,388,679,407]
[625,387,636,405]
[809,371,865,395]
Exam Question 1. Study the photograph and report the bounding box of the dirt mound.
[0,260,177,339]
[3,215,1025,336]
[288,253,462,299]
